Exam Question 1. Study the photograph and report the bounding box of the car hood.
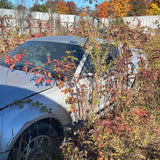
[0,65,51,109]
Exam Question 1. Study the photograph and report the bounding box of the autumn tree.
[45,1,56,12]
[30,0,62,12]
[147,3,160,15]
[127,0,149,16]
[46,0,63,12]
[94,1,109,18]
[153,0,160,7]
[29,2,48,12]
[0,0,14,9]
[16,4,26,10]
[66,1,77,15]
[79,7,88,17]
[55,1,69,14]
[108,0,131,18]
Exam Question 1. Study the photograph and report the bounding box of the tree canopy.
[29,2,48,12]
[1,0,159,17]
[66,1,77,15]
[108,0,131,18]
[147,2,160,15]
[55,1,69,14]
[0,0,14,9]
[93,0,160,18]
[94,1,109,18]
[16,4,27,10]
[154,0,160,7]
[29,0,77,15]
[127,0,149,16]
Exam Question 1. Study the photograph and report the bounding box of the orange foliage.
[94,1,109,18]
[66,1,77,15]
[80,8,87,17]
[80,12,87,17]
[55,1,69,14]
[108,0,131,18]
[155,0,160,3]
[155,0,160,6]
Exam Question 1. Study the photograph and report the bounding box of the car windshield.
[0,41,84,76]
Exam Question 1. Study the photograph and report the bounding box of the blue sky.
[10,0,105,9]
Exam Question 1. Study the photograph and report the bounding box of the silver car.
[0,36,145,159]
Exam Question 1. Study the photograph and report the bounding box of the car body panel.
[0,36,86,159]
[0,36,146,159]
[28,35,86,45]
[0,84,72,160]
[0,66,51,109]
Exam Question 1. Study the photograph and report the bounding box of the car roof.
[28,36,86,46]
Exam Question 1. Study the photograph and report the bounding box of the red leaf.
[5,58,10,65]
[98,143,104,148]
[14,54,22,62]
[72,105,77,113]
[46,79,52,84]
[61,88,68,94]
[139,107,146,117]
[4,55,11,65]
[116,116,121,121]
[65,64,71,69]
[23,65,28,73]
[22,53,27,57]
[9,63,15,70]
[104,119,110,126]
[121,123,126,130]
[40,75,45,82]
[46,56,51,65]
[98,151,104,157]
[35,78,41,85]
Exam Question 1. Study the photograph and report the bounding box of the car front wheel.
[8,118,64,160]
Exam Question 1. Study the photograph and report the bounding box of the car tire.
[8,118,64,160]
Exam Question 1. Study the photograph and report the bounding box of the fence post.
[108,16,111,27]
[92,17,94,28]
[56,13,61,34]
[48,8,52,35]
[58,13,61,31]
[97,18,100,28]
[74,15,76,30]
[53,13,55,35]
[15,8,19,34]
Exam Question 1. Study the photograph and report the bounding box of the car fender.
[0,86,72,160]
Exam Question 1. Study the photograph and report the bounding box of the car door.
[71,43,118,119]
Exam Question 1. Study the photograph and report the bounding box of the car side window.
[80,55,94,77]
[80,44,118,77]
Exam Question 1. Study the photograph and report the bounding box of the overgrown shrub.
[61,16,160,159]
[1,11,160,160]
